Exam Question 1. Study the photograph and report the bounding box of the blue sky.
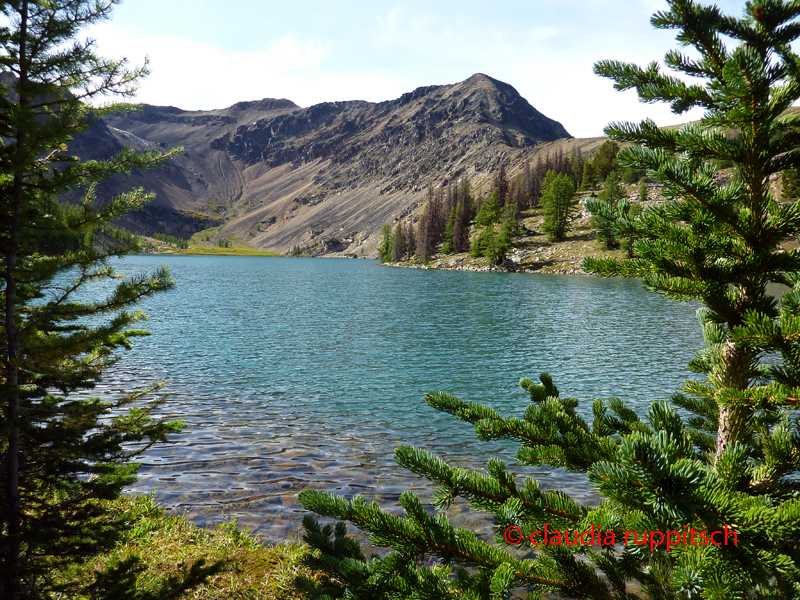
[88,0,749,138]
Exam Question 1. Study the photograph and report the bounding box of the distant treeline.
[153,232,189,249]
[378,163,523,266]
[379,140,638,266]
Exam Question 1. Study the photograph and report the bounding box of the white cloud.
[82,1,743,137]
[526,26,561,43]
[86,23,353,110]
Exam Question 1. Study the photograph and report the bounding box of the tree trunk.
[3,4,27,598]
[714,339,750,465]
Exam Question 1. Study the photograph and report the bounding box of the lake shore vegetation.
[48,495,312,600]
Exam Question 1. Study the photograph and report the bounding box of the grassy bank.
[54,495,313,599]
[175,246,282,256]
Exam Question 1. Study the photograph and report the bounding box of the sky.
[86,0,752,138]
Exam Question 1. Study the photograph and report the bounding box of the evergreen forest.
[376,141,650,268]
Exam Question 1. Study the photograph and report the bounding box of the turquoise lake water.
[97,255,705,542]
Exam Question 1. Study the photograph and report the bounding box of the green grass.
[54,495,315,599]
[176,246,281,256]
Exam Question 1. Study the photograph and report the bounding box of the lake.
[96,255,705,544]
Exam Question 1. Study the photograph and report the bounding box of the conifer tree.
[524,160,533,204]
[416,190,444,263]
[530,156,543,207]
[442,208,456,255]
[452,181,472,254]
[415,206,431,263]
[620,164,646,184]
[567,148,585,188]
[404,221,416,260]
[391,222,405,262]
[470,225,494,259]
[443,182,455,223]
[493,162,509,206]
[585,195,638,251]
[592,139,620,180]
[581,158,599,190]
[451,200,467,254]
[509,176,525,222]
[378,223,393,262]
[638,178,648,203]
[415,188,438,262]
[620,203,643,258]
[588,171,631,250]
[475,188,503,226]
[597,170,626,205]
[540,170,578,242]
[0,2,184,597]
[299,2,800,598]
[433,187,446,239]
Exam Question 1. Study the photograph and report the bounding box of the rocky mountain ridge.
[87,73,597,256]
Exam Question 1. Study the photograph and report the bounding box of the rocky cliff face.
[214,74,568,178]
[97,73,575,255]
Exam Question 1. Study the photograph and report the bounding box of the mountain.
[94,73,580,255]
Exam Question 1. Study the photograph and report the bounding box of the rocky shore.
[381,201,615,275]
[384,253,589,275]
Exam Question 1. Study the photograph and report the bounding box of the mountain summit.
[212,73,569,171]
[98,74,573,254]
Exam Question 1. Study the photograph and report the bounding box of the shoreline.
[381,257,590,276]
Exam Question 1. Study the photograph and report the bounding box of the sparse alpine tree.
[378,223,393,262]
[404,221,416,260]
[529,150,574,210]
[470,224,491,259]
[592,139,621,180]
[638,177,648,202]
[585,195,639,251]
[452,180,472,254]
[620,165,646,184]
[0,1,187,598]
[567,148,585,188]
[524,160,533,204]
[540,170,578,242]
[443,183,455,223]
[297,1,800,599]
[416,190,444,263]
[581,159,599,190]
[597,170,626,205]
[509,176,525,222]
[391,222,405,262]
[528,159,541,208]
[493,161,509,206]
[530,156,544,207]
[475,188,503,226]
[442,208,456,255]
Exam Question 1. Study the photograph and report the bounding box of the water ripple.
[92,256,705,543]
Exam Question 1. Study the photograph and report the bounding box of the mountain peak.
[101,74,572,253]
[227,98,298,112]
[438,74,571,142]
[463,72,499,85]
